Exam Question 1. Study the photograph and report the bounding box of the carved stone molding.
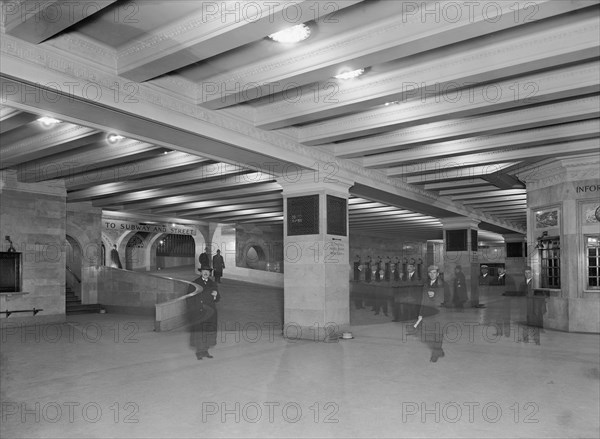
[520,155,600,189]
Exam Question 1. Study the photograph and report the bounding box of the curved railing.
[154,280,202,332]
[98,267,202,331]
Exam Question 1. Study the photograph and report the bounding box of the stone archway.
[125,233,147,271]
[242,243,268,271]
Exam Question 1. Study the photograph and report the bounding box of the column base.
[282,324,346,343]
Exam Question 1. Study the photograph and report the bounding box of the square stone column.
[279,174,352,342]
[440,217,485,308]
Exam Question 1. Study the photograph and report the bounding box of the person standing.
[212,249,225,283]
[471,264,490,308]
[393,262,419,322]
[110,244,122,269]
[189,264,221,360]
[417,265,451,362]
[452,264,467,308]
[199,247,211,270]
[479,265,491,285]
[518,266,534,296]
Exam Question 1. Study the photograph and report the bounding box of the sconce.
[5,235,16,252]
[535,231,548,249]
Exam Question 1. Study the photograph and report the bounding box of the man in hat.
[199,247,211,269]
[189,264,220,360]
[479,265,491,285]
[415,265,451,362]
[518,266,534,295]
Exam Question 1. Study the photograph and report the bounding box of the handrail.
[65,265,81,283]
[1,308,43,317]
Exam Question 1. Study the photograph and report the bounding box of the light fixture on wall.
[5,235,16,252]
[535,231,549,249]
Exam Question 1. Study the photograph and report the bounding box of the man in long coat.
[417,265,451,362]
[188,265,220,360]
[212,249,225,283]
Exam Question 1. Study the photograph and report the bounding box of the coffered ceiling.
[1,0,599,241]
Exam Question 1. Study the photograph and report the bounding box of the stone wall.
[0,172,67,327]
[66,202,102,304]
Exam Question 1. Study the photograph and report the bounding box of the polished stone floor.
[1,266,599,438]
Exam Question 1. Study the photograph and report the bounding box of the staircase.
[65,287,103,315]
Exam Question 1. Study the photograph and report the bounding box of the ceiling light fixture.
[268,24,311,43]
[37,117,61,127]
[334,68,365,80]
[107,133,125,143]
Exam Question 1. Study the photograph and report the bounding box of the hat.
[525,266,532,271]
[481,265,488,269]
[199,264,213,272]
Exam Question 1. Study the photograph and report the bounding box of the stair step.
[66,304,103,315]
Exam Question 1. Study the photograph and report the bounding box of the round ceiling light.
[334,68,365,80]
[269,24,311,43]
[37,117,61,127]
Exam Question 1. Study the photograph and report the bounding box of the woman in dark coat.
[189,265,220,360]
[417,265,451,362]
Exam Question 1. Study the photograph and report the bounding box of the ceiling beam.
[333,95,600,158]
[3,1,117,44]
[254,1,598,128]
[362,120,599,168]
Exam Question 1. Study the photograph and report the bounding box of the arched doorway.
[65,235,83,308]
[125,233,147,271]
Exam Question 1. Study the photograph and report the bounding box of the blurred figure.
[471,265,489,308]
[518,266,534,295]
[212,249,225,283]
[479,265,491,285]
[452,264,468,308]
[110,244,122,269]
[499,267,518,295]
[393,262,419,322]
[189,264,221,360]
[417,265,451,362]
[199,247,211,270]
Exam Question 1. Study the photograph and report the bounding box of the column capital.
[439,217,480,229]
[277,171,353,198]
[517,154,600,188]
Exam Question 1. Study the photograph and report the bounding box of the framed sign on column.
[287,195,319,236]
[326,195,347,237]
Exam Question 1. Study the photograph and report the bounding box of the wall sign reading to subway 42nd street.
[287,195,319,236]
[103,219,197,235]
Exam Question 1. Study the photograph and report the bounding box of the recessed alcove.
[0,252,22,293]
